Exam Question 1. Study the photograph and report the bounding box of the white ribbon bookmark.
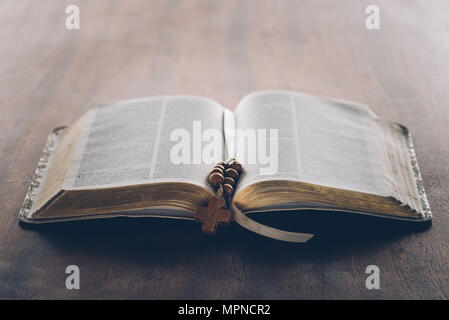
[230,202,314,243]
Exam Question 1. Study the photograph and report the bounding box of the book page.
[233,90,420,211]
[63,96,224,190]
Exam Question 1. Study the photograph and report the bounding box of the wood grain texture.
[1,0,448,299]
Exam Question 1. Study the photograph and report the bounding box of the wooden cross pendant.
[195,196,232,234]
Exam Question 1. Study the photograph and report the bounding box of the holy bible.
[18,90,431,243]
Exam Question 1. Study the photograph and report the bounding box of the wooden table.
[1,0,448,299]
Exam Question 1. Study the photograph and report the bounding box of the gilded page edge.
[402,125,432,220]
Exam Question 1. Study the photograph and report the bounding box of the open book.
[19,90,431,242]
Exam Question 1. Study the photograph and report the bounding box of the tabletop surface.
[1,0,448,299]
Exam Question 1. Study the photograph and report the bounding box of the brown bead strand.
[208,163,226,187]
[208,158,243,197]
[223,158,242,197]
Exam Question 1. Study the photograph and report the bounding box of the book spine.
[18,127,66,222]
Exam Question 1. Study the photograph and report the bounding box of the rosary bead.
[210,167,224,176]
[223,183,234,196]
[224,177,235,186]
[209,172,224,187]
[214,164,226,172]
[217,161,227,168]
[228,160,242,173]
[225,168,239,179]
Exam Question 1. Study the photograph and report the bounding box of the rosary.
[194,158,242,234]
[194,158,313,242]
